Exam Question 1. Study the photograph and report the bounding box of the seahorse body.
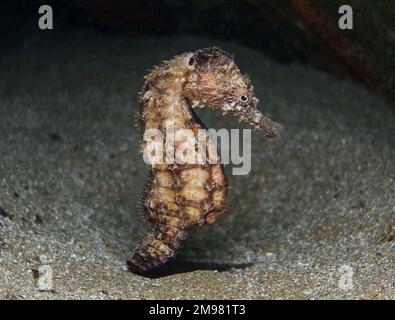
[128,47,282,273]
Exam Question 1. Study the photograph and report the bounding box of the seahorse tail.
[127,225,188,273]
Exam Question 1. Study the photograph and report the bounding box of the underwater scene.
[0,1,394,300]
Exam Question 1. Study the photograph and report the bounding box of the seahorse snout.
[236,106,283,139]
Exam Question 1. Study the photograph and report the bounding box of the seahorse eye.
[188,57,195,66]
[240,95,248,102]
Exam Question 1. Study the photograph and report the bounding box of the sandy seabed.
[0,28,394,299]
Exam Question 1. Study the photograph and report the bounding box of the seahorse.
[127,47,282,273]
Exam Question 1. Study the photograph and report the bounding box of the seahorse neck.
[155,86,195,132]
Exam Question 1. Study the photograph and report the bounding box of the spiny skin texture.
[128,47,282,273]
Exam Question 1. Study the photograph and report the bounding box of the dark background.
[1,0,395,106]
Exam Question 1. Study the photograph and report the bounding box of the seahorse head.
[183,47,283,138]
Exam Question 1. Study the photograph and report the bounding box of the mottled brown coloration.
[128,47,282,273]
